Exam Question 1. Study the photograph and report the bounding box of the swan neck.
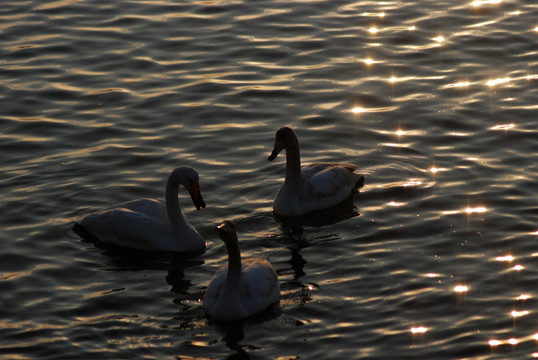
[285,142,301,187]
[225,237,242,291]
[165,176,186,231]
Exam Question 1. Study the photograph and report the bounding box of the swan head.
[170,166,206,210]
[268,126,298,161]
[215,220,238,243]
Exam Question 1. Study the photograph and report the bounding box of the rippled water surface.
[1,0,537,358]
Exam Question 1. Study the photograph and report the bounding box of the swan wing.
[241,258,280,313]
[77,199,204,252]
[115,198,167,221]
[298,163,359,213]
[203,266,228,315]
[78,206,172,250]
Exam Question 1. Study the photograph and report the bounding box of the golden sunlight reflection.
[516,294,531,301]
[452,81,471,88]
[454,285,469,293]
[441,81,472,90]
[471,0,502,6]
[425,273,441,278]
[360,12,385,18]
[464,207,487,214]
[490,124,515,131]
[440,206,488,216]
[368,27,379,34]
[362,57,383,65]
[408,25,416,31]
[403,180,422,187]
[432,35,445,43]
[489,339,502,346]
[429,166,448,174]
[410,326,428,334]
[486,78,511,87]
[495,255,514,262]
[350,106,398,114]
[513,264,524,271]
[488,333,538,348]
[511,310,529,318]
[387,201,405,207]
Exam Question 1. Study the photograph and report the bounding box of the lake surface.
[1,0,537,359]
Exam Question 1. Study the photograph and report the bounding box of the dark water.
[1,0,537,358]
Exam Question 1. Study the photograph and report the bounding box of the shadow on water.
[73,222,206,270]
[273,193,362,229]
[208,303,281,359]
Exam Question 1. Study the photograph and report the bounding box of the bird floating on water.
[268,126,364,217]
[204,220,280,321]
[73,166,206,253]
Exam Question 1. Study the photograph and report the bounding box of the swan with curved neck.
[268,126,364,217]
[73,166,206,252]
[204,221,280,321]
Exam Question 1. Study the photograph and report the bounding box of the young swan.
[73,166,206,252]
[268,126,364,217]
[204,221,280,321]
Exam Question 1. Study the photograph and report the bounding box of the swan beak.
[189,182,206,210]
[268,140,284,161]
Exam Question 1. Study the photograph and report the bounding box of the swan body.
[268,126,364,217]
[204,221,280,321]
[74,166,206,252]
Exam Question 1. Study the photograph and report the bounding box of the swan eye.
[216,221,235,233]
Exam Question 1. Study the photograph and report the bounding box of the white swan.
[73,166,206,252]
[268,126,364,217]
[204,221,280,321]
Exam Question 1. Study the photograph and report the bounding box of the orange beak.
[188,182,206,210]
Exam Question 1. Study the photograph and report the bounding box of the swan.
[73,166,206,252]
[268,126,364,217]
[204,221,280,321]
